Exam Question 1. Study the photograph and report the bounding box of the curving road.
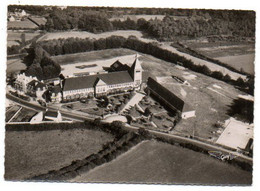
[6,93,89,122]
[6,93,252,164]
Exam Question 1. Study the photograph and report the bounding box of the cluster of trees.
[24,45,61,80]
[17,5,253,41]
[227,98,254,123]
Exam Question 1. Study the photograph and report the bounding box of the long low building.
[62,56,143,101]
[146,77,195,119]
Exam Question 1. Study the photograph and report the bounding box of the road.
[6,93,252,164]
[123,124,253,163]
[6,93,89,122]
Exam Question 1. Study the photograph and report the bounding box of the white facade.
[15,73,37,92]
[63,87,94,100]
[182,110,196,119]
[30,112,43,124]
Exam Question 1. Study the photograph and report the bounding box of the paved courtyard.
[120,92,145,113]
[216,117,253,150]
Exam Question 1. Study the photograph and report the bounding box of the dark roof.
[45,110,58,118]
[50,85,62,94]
[27,80,46,91]
[63,71,134,91]
[147,77,185,112]
[109,60,130,72]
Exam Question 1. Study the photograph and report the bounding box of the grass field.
[182,41,255,75]
[5,128,114,180]
[51,48,136,65]
[8,19,38,29]
[216,54,255,74]
[38,30,144,42]
[6,58,27,74]
[7,31,40,47]
[52,49,137,76]
[72,140,252,185]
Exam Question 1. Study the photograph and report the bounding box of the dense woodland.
[8,5,255,40]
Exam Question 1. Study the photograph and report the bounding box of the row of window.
[108,82,133,89]
[65,88,93,94]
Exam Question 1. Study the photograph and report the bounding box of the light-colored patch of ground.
[60,54,136,77]
[109,15,166,22]
[38,30,145,42]
[182,72,197,80]
[216,117,253,150]
[120,92,145,113]
[72,140,252,184]
[210,108,217,112]
[175,65,186,70]
[156,76,173,83]
[216,54,255,75]
[207,87,229,99]
[103,115,127,123]
[213,84,222,89]
[198,45,252,52]
[180,87,187,98]
[238,94,254,102]
[5,129,114,180]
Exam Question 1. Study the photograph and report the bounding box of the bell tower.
[130,54,142,87]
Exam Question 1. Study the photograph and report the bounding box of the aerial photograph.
[5,4,255,185]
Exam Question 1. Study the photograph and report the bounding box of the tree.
[144,107,152,117]
[211,71,224,80]
[223,74,231,82]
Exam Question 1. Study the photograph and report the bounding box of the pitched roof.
[147,77,185,112]
[63,71,134,91]
[130,56,142,71]
[109,60,130,72]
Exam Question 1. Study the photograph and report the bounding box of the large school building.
[62,56,143,101]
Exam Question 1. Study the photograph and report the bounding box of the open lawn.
[8,19,38,29]
[38,30,144,42]
[182,41,255,75]
[5,128,114,180]
[6,58,27,74]
[7,31,41,47]
[72,140,252,185]
[52,48,136,65]
[216,54,255,74]
[52,49,137,77]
